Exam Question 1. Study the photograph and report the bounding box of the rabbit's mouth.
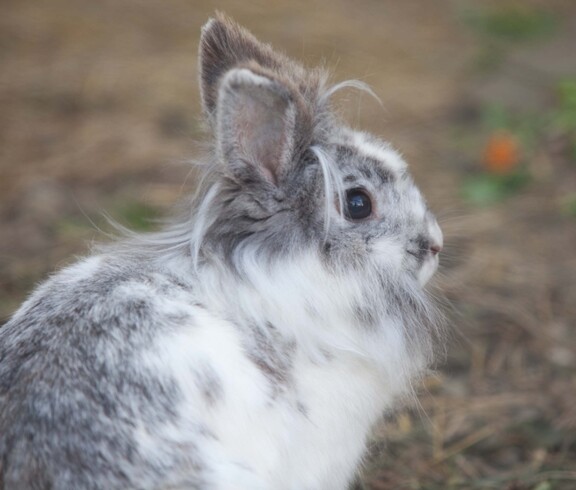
[407,240,442,286]
[414,251,440,286]
[407,224,443,286]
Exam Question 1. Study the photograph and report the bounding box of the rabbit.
[0,13,444,490]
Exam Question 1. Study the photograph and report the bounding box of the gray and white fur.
[0,14,444,490]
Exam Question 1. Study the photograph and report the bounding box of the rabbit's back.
[0,255,208,488]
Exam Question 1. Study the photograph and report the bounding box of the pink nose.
[430,244,442,255]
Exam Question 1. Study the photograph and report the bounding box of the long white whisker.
[321,79,382,107]
[311,145,344,241]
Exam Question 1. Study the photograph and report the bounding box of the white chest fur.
[146,308,391,490]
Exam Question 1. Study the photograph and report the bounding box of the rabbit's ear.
[216,68,297,185]
[199,13,285,120]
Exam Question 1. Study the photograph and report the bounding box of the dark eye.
[345,189,372,220]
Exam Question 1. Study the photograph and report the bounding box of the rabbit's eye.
[345,189,372,220]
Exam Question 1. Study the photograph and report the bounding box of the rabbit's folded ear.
[216,68,297,185]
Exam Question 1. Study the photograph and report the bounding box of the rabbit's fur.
[0,14,444,490]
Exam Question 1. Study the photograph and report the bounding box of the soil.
[1,0,575,488]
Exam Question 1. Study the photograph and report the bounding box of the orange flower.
[483,131,520,174]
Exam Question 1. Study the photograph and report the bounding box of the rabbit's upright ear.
[215,68,297,185]
[199,14,285,120]
[199,14,308,185]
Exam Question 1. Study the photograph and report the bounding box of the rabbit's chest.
[274,354,389,488]
[152,316,387,489]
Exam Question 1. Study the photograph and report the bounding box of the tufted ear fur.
[215,67,297,186]
[199,13,288,120]
[200,14,318,186]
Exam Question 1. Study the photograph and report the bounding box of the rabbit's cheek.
[417,254,439,286]
[369,236,405,270]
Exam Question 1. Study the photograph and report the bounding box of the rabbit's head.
[197,14,442,276]
[167,14,443,371]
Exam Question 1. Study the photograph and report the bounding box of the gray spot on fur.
[335,145,393,185]
[195,363,224,406]
[296,401,309,417]
[352,304,379,329]
[244,322,296,398]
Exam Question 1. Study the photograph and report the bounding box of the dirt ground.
[1,0,575,488]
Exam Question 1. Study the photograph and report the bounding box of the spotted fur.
[0,13,444,490]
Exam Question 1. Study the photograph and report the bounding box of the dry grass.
[1,0,575,488]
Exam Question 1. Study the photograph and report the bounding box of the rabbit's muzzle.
[409,212,443,286]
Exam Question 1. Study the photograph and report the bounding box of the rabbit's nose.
[426,212,443,256]
[430,243,442,255]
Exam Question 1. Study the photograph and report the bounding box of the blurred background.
[1,0,575,488]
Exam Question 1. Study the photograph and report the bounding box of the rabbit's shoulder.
[0,255,224,488]
[0,253,206,376]
[8,254,195,328]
